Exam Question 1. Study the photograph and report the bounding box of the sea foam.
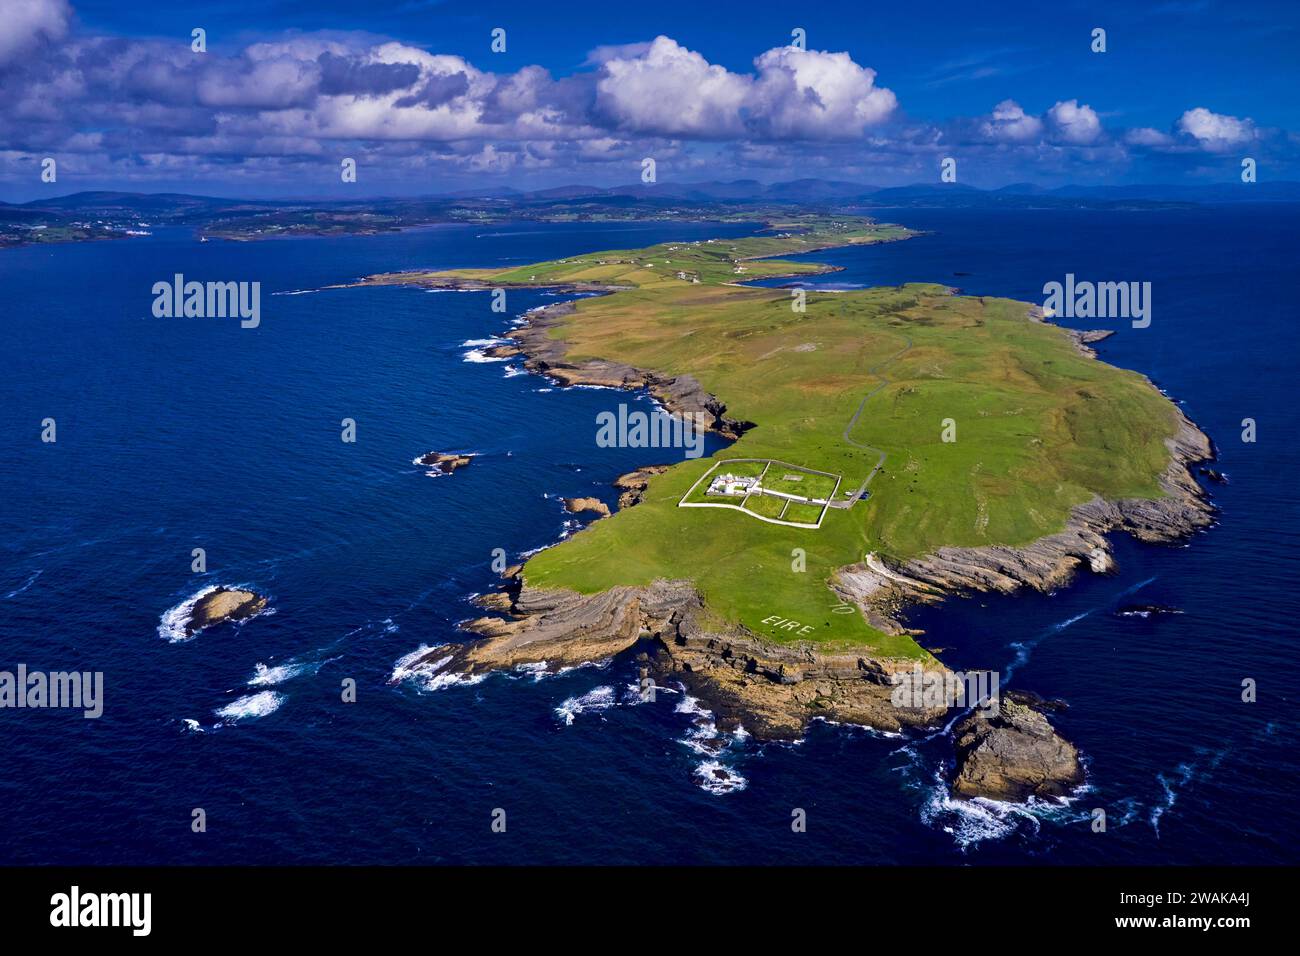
[215,691,286,724]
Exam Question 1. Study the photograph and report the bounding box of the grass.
[378,217,1183,659]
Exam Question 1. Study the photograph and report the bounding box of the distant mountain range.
[3,179,1296,247]
[6,179,1300,219]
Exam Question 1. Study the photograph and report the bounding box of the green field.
[763,469,839,502]
[378,217,1182,659]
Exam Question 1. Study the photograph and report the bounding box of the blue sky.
[3,0,1297,199]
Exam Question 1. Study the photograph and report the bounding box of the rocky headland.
[418,574,951,740]
[380,274,1214,804]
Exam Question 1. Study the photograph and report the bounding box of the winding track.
[826,333,914,509]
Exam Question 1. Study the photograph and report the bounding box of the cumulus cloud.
[1045,99,1102,144]
[980,99,1043,142]
[595,36,749,137]
[748,46,897,138]
[1177,107,1257,149]
[591,37,898,140]
[0,0,70,66]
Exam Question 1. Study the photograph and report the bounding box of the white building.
[707,473,759,497]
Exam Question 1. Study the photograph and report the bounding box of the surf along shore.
[360,215,1215,801]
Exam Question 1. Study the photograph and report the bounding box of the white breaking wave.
[157,585,220,643]
[919,770,1030,847]
[620,679,676,705]
[674,688,749,794]
[390,646,450,684]
[424,670,487,691]
[675,693,709,717]
[248,659,319,687]
[517,542,555,559]
[389,646,487,692]
[810,715,904,739]
[463,348,508,364]
[902,746,1087,848]
[510,660,608,683]
[215,691,285,724]
[694,760,748,795]
[462,337,507,347]
[157,583,266,643]
[555,685,617,726]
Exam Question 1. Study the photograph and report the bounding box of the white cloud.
[0,0,70,66]
[593,37,897,140]
[980,99,1043,142]
[595,36,749,137]
[1046,99,1102,144]
[1177,107,1257,149]
[748,46,897,138]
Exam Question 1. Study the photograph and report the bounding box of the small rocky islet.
[416,451,474,476]
[184,587,268,638]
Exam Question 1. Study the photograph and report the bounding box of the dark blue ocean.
[1,208,1296,864]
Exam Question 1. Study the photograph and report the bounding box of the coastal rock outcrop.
[1069,328,1116,357]
[563,496,611,517]
[417,451,473,475]
[613,465,670,509]
[186,587,267,637]
[951,691,1084,801]
[409,578,948,739]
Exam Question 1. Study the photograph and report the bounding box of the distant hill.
[14,179,1299,215]
[4,179,1295,248]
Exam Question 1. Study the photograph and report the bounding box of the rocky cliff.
[951,691,1085,801]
